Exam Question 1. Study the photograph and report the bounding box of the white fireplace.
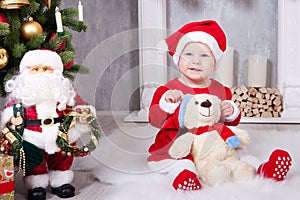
[125,0,300,123]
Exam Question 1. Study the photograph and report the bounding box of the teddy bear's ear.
[178,94,194,128]
[213,95,221,104]
[183,94,193,100]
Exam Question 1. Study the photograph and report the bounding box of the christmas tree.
[0,0,88,96]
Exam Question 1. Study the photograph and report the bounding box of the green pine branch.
[65,64,89,74]
[12,43,26,58]
[22,1,40,15]
[0,24,10,36]
[26,33,46,50]
[62,8,87,32]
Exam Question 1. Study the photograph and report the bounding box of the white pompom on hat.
[158,20,227,67]
[19,49,63,73]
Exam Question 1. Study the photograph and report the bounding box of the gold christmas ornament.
[0,0,30,9]
[0,47,9,69]
[20,17,43,41]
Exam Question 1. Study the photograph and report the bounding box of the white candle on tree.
[78,1,84,22]
[247,55,267,87]
[218,46,234,88]
[55,7,63,33]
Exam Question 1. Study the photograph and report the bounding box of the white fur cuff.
[49,170,74,187]
[223,100,240,122]
[159,92,181,114]
[24,174,49,189]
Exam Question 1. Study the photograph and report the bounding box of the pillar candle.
[55,7,63,33]
[247,55,267,87]
[218,46,234,88]
[78,1,83,22]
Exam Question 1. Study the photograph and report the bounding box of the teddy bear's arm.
[169,132,196,159]
[227,126,251,146]
[226,136,241,148]
[214,123,241,148]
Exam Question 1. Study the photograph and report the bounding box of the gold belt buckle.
[41,116,55,127]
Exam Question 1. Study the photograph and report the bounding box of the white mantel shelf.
[240,117,300,124]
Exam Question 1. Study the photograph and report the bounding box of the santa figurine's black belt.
[24,116,65,127]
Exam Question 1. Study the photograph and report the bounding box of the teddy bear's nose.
[201,100,212,108]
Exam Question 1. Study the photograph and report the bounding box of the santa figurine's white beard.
[5,70,76,111]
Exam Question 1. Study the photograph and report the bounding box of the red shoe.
[172,169,202,190]
[257,149,292,181]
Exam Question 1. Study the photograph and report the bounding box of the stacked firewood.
[231,85,283,117]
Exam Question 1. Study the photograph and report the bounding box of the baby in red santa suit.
[147,20,292,190]
[1,49,96,199]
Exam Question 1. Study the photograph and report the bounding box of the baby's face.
[178,42,216,84]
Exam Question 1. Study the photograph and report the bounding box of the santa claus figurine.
[1,49,97,200]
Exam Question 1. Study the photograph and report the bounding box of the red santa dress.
[147,78,241,163]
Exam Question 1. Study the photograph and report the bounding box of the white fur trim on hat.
[19,49,63,73]
[173,31,224,67]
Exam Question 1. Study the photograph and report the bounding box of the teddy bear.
[168,94,255,186]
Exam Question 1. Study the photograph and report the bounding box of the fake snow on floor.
[74,122,300,200]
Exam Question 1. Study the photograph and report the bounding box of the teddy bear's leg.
[197,160,230,186]
[225,161,255,182]
[257,149,292,181]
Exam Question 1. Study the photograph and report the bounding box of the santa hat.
[19,49,63,73]
[158,20,227,66]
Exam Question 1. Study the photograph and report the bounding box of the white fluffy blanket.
[74,123,300,200]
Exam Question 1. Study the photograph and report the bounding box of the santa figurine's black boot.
[28,187,46,200]
[51,183,75,198]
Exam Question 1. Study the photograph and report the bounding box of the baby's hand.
[165,90,184,103]
[10,116,23,126]
[220,101,234,118]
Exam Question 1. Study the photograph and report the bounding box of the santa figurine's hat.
[19,49,63,73]
[158,20,227,66]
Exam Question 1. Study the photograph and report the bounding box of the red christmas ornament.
[43,0,51,8]
[47,32,66,52]
[0,13,10,27]
[64,59,74,69]
[61,151,66,156]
